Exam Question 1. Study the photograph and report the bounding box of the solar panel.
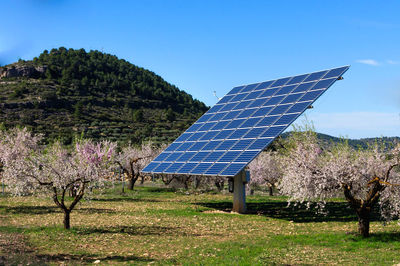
[142,66,349,177]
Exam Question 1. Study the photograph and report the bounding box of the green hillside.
[0,47,208,144]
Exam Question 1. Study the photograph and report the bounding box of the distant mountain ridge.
[281,132,400,150]
[0,47,208,144]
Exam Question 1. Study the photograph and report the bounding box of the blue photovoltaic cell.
[233,100,252,110]
[179,163,199,173]
[261,126,286,138]
[220,163,247,176]
[234,151,259,163]
[248,138,273,150]
[240,117,262,128]
[222,110,241,120]
[247,98,270,108]
[216,140,237,150]
[243,127,266,139]
[286,74,308,85]
[188,141,207,151]
[259,89,276,98]
[227,129,249,139]
[202,141,221,151]
[186,123,202,133]
[255,80,274,90]
[142,66,349,176]
[299,90,324,102]
[203,151,224,162]
[252,106,273,117]
[241,83,259,93]
[271,77,290,87]
[225,119,246,129]
[275,85,296,96]
[292,82,316,93]
[176,152,196,162]
[200,131,219,140]
[191,152,209,161]
[256,116,279,127]
[311,78,336,90]
[198,122,217,131]
[237,108,258,118]
[218,95,233,104]
[244,90,263,100]
[213,130,234,140]
[154,163,172,173]
[153,152,170,162]
[205,163,229,175]
[211,121,230,130]
[190,163,212,174]
[269,104,291,116]
[231,139,254,150]
[219,151,241,162]
[142,162,160,172]
[208,104,224,113]
[164,163,184,173]
[165,152,183,161]
[209,112,226,121]
[187,132,205,141]
[280,93,303,104]
[231,93,247,102]
[274,114,298,125]
[227,86,245,95]
[263,96,284,106]
[287,102,311,113]
[304,70,327,82]
[176,142,194,151]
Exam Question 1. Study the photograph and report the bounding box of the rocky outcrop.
[0,65,47,79]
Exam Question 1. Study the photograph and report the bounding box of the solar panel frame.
[142,66,349,177]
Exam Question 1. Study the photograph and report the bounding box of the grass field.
[1,185,400,265]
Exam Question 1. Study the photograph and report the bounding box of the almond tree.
[248,151,282,195]
[0,127,116,229]
[115,142,160,190]
[278,130,400,237]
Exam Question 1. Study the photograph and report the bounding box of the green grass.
[1,185,400,265]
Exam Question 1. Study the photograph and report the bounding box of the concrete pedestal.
[232,170,247,213]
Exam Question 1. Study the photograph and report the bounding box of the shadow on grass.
[1,205,117,215]
[72,224,203,237]
[196,200,382,223]
[91,197,161,203]
[34,253,154,264]
[1,205,59,215]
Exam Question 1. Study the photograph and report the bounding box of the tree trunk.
[127,177,136,190]
[269,186,273,196]
[140,175,145,184]
[63,210,71,230]
[356,208,371,237]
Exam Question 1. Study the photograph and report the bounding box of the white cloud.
[303,112,400,138]
[356,59,380,66]
[386,60,399,65]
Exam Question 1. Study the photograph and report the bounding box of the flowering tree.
[0,128,116,229]
[115,142,159,190]
[248,151,282,195]
[278,129,400,237]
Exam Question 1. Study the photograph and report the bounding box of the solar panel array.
[142,66,349,177]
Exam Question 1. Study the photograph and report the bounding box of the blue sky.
[0,0,399,138]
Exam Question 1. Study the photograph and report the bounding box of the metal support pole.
[232,170,247,213]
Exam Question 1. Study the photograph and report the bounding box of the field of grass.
[1,185,400,265]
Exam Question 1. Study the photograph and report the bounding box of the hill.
[280,132,400,150]
[0,47,208,144]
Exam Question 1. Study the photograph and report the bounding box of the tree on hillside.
[115,142,160,190]
[0,127,115,229]
[278,128,400,237]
